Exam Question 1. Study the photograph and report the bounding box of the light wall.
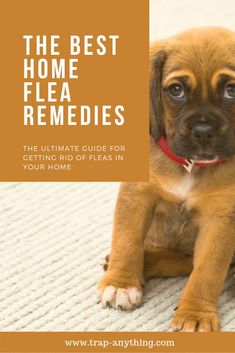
[150,0,235,41]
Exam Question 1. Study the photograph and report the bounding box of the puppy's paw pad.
[98,285,143,310]
[100,255,109,272]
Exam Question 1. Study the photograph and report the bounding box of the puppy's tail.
[144,248,193,279]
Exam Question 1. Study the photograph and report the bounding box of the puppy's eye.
[224,84,235,99]
[169,84,185,98]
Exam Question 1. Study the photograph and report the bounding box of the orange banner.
[1,332,235,353]
[1,0,149,181]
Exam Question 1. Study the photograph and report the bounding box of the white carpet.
[0,182,235,331]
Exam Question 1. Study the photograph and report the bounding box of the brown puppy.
[97,27,235,332]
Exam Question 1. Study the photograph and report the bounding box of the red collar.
[158,136,224,172]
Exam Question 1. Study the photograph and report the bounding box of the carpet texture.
[0,182,235,331]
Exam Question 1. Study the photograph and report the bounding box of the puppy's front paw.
[97,275,143,310]
[171,306,220,332]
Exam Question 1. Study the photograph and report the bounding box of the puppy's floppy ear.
[150,45,167,142]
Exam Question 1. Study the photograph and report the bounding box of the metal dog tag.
[183,159,195,173]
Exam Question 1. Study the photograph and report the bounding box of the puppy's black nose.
[192,124,215,142]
